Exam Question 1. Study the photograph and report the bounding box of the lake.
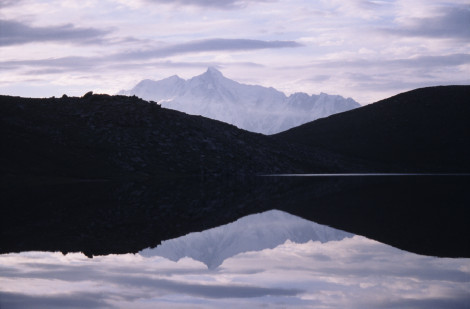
[1,175,469,308]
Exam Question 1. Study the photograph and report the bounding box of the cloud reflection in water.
[1,233,469,308]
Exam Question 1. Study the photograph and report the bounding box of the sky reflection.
[1,234,469,308]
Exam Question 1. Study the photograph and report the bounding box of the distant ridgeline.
[119,67,360,134]
[1,86,469,181]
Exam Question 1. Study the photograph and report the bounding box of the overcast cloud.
[143,0,272,9]
[0,291,113,309]
[0,0,24,7]
[113,39,302,60]
[382,5,470,39]
[0,39,300,76]
[0,20,110,46]
[0,0,468,103]
[306,53,470,70]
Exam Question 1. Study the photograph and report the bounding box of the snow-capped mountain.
[139,210,353,269]
[119,68,360,134]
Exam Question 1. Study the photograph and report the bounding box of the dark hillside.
[275,86,470,172]
[0,94,344,183]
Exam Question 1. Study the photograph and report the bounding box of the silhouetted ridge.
[0,93,343,182]
[275,86,470,172]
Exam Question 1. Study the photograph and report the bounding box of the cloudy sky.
[0,0,469,104]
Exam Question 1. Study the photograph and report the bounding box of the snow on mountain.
[139,210,353,269]
[119,68,360,134]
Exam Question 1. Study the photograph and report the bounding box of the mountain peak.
[204,66,224,77]
[162,74,184,83]
[168,74,181,80]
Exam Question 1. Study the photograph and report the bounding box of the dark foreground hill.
[275,85,470,172]
[0,93,348,183]
[2,86,469,181]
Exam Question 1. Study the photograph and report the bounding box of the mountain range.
[119,67,360,134]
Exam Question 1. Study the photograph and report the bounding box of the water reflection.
[140,210,353,269]
[1,211,469,308]
[2,175,469,257]
[1,175,470,308]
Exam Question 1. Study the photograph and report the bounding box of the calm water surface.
[1,175,469,308]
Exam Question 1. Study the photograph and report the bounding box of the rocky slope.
[0,93,350,183]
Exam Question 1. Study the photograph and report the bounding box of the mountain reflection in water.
[1,175,469,308]
[1,175,469,258]
[0,212,469,309]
